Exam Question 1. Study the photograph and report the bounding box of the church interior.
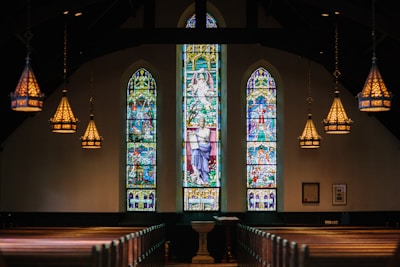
[1,0,400,265]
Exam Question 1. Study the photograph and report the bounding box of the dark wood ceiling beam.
[112,27,314,45]
[246,0,258,28]
[143,0,155,29]
[298,0,400,42]
[195,0,207,29]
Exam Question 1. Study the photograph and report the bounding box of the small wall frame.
[302,182,320,203]
[332,184,347,205]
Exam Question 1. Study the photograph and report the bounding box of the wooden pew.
[263,226,400,267]
[0,224,166,267]
[236,224,400,267]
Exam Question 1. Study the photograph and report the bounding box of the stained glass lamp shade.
[357,58,391,111]
[357,0,391,112]
[10,56,44,112]
[299,113,321,148]
[49,89,78,133]
[323,91,353,134]
[81,114,102,148]
[81,97,102,148]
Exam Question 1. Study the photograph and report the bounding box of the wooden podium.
[214,216,239,263]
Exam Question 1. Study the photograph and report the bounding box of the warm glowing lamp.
[80,112,103,148]
[80,73,103,149]
[10,1,44,112]
[323,21,353,134]
[357,0,391,111]
[50,89,78,133]
[299,62,321,148]
[11,56,45,112]
[50,23,78,133]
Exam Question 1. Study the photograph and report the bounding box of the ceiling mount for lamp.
[49,22,78,133]
[10,0,45,112]
[323,19,353,134]
[357,0,392,112]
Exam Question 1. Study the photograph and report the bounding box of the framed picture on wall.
[302,182,320,203]
[332,184,347,205]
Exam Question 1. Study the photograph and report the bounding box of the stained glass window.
[246,67,277,211]
[182,13,221,211]
[126,68,157,212]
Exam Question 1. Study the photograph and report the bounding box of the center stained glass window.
[182,13,221,211]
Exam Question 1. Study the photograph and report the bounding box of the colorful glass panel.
[184,188,220,211]
[126,68,157,212]
[247,188,276,211]
[246,67,277,211]
[127,189,156,211]
[182,13,221,211]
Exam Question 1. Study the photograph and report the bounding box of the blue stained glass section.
[126,68,157,212]
[246,67,277,211]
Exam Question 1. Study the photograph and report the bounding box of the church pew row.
[0,224,166,267]
[236,224,400,267]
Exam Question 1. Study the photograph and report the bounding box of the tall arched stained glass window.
[182,13,221,211]
[126,68,157,212]
[246,67,277,211]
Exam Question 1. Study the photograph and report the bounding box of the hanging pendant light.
[10,0,44,112]
[80,98,103,148]
[357,0,391,112]
[323,18,353,134]
[50,23,78,133]
[299,61,321,148]
[81,73,103,148]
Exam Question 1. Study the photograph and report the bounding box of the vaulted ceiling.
[2,0,400,144]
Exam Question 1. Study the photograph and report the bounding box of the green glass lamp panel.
[126,68,157,212]
[246,67,277,211]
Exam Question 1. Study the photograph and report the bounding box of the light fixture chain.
[371,0,376,60]
[63,24,67,82]
[24,0,33,55]
[333,22,341,89]
[90,71,94,114]
[307,60,313,113]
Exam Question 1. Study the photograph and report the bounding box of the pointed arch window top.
[185,13,218,28]
[129,68,157,92]
[247,67,276,91]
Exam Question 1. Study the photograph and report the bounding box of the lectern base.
[192,254,215,264]
[191,221,215,264]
